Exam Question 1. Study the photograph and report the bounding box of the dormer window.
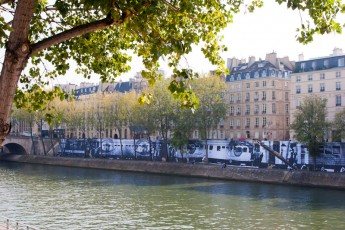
[271,70,275,76]
[262,70,267,77]
[254,71,259,78]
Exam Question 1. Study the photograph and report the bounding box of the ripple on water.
[1,163,345,229]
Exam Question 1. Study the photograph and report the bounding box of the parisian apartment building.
[290,48,345,141]
[224,52,294,141]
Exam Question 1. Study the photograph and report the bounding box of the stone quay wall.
[1,154,345,190]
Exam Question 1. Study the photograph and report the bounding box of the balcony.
[245,98,250,102]
[254,98,259,102]
[245,111,250,115]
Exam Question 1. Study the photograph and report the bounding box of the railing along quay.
[0,217,38,230]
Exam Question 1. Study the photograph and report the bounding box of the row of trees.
[11,76,227,161]
[12,76,345,163]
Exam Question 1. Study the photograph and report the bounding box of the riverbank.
[1,154,345,190]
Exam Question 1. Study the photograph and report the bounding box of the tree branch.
[0,0,14,6]
[30,14,126,56]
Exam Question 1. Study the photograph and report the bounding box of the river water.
[0,162,344,229]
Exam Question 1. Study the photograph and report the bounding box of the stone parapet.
[1,154,345,190]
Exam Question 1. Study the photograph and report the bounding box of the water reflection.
[0,162,344,229]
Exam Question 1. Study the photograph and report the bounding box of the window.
[320,73,325,80]
[237,84,241,90]
[285,92,289,101]
[311,61,316,70]
[324,59,329,68]
[245,105,250,115]
[255,117,259,127]
[308,84,313,93]
[336,95,341,106]
[336,71,341,78]
[338,58,344,67]
[295,100,301,108]
[262,117,267,127]
[286,117,289,126]
[262,91,266,100]
[255,82,259,87]
[237,106,241,115]
[320,83,325,92]
[336,82,341,91]
[254,92,259,101]
[194,130,199,139]
[255,104,259,114]
[246,118,250,127]
[262,81,267,87]
[237,119,241,128]
[262,103,267,114]
[230,106,234,115]
[285,104,289,113]
[237,93,241,101]
[230,94,234,103]
[301,63,306,70]
[296,85,301,94]
[262,69,267,77]
[246,83,250,88]
[308,75,313,81]
[230,119,234,128]
[296,76,301,82]
[272,91,276,100]
[272,80,275,86]
[246,92,250,102]
[272,103,276,113]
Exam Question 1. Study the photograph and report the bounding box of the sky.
[51,1,345,85]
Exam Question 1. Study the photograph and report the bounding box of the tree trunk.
[0,1,124,147]
[0,0,36,146]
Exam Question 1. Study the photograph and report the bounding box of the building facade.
[224,52,294,141]
[290,48,345,141]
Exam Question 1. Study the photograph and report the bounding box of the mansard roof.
[74,85,99,97]
[294,54,345,73]
[225,60,292,82]
[113,81,133,93]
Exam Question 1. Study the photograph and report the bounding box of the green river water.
[0,162,344,229]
